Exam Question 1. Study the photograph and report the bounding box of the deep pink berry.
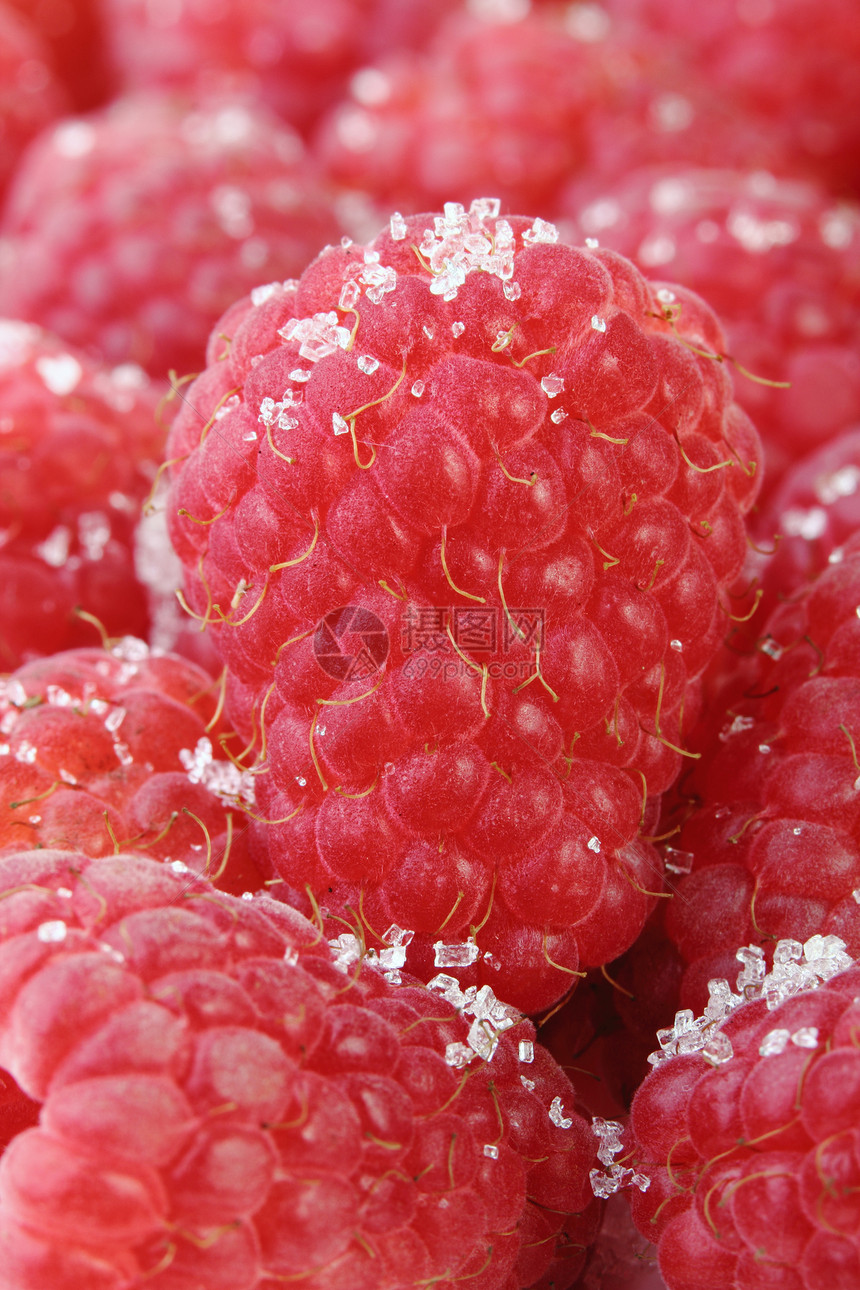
[627,946,860,1290]
[0,849,601,1288]
[165,200,762,1013]
[563,166,860,496]
[0,641,264,896]
[0,93,343,377]
[0,319,171,665]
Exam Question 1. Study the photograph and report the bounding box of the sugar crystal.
[483,1143,499,1159]
[357,354,379,375]
[792,1026,819,1049]
[550,409,568,423]
[518,1041,534,1063]
[411,381,425,397]
[390,211,408,240]
[332,413,350,436]
[541,374,564,397]
[37,921,67,943]
[549,1096,573,1129]
[451,322,465,337]
[760,1028,790,1057]
[591,316,607,333]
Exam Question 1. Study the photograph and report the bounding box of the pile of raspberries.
[1,2,859,1288]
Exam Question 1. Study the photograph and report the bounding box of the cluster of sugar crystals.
[416,198,531,300]
[277,310,351,362]
[647,934,853,1068]
[178,735,256,808]
[328,923,415,984]
[427,973,521,1065]
[589,1116,651,1200]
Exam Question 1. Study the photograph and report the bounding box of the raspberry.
[656,540,860,1012]
[751,427,860,621]
[564,166,860,495]
[316,7,613,215]
[0,94,343,377]
[625,937,860,1290]
[166,200,762,1013]
[0,850,601,1288]
[0,319,170,666]
[602,0,860,195]
[0,1,64,200]
[100,0,382,135]
[0,639,263,896]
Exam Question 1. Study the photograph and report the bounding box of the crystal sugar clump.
[646,935,853,1067]
[427,974,521,1064]
[589,1116,651,1200]
[417,199,516,299]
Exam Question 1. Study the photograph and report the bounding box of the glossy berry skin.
[660,541,860,1013]
[0,94,343,377]
[0,850,600,1289]
[0,320,167,666]
[0,1,65,201]
[0,641,262,896]
[166,201,762,1014]
[628,964,860,1290]
[564,167,860,496]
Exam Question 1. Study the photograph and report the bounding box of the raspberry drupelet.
[625,936,860,1290]
[0,319,169,667]
[166,200,763,1014]
[0,94,343,378]
[0,850,601,1288]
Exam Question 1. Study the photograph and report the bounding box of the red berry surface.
[627,945,860,1290]
[0,93,343,377]
[99,0,381,135]
[165,200,762,1014]
[656,539,860,1013]
[0,640,264,895]
[0,849,601,1287]
[5,0,109,111]
[563,167,860,495]
[316,6,615,216]
[602,0,860,195]
[0,319,169,666]
[0,1,65,201]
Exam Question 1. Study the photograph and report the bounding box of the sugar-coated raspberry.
[0,94,343,377]
[0,640,264,896]
[563,167,860,495]
[0,1,65,200]
[0,850,601,1287]
[316,7,615,215]
[166,200,762,1013]
[602,0,860,195]
[656,541,860,1012]
[0,319,171,666]
[626,944,860,1290]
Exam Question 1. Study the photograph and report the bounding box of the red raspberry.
[655,540,860,1012]
[0,93,343,377]
[750,427,860,620]
[99,0,381,135]
[0,1,65,200]
[563,167,860,495]
[0,319,170,665]
[165,200,762,1013]
[0,640,264,896]
[0,849,601,1288]
[316,7,615,216]
[626,939,860,1290]
[602,0,860,195]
